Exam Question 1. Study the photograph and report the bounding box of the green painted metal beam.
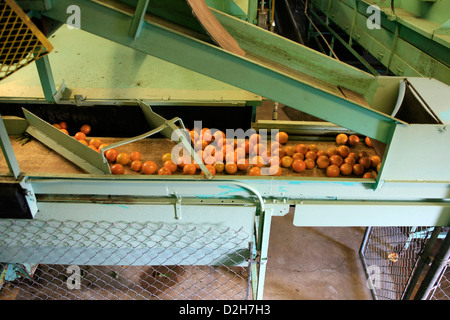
[41,0,401,143]
[310,0,450,84]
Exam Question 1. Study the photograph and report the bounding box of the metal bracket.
[74,94,86,106]
[174,193,182,220]
[19,178,38,217]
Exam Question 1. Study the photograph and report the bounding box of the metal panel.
[0,203,256,266]
[293,202,450,227]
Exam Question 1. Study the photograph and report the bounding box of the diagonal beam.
[42,0,401,143]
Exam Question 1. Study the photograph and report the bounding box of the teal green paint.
[439,109,450,122]
[40,0,402,143]
[34,54,56,103]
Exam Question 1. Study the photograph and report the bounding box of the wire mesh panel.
[426,260,450,300]
[360,226,437,300]
[0,219,252,300]
[0,0,53,81]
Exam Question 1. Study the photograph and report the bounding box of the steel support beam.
[41,0,400,143]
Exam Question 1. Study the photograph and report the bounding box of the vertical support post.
[255,208,273,300]
[34,53,56,103]
[0,115,21,179]
[414,231,450,300]
[247,0,259,24]
[402,227,443,300]
[129,0,150,39]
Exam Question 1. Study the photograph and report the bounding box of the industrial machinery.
[0,0,448,300]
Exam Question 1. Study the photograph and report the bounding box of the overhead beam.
[41,0,401,143]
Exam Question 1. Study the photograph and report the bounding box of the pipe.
[402,227,443,300]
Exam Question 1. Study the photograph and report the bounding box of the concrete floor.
[263,209,372,300]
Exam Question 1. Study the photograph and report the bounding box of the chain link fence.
[360,226,449,300]
[427,259,450,300]
[0,219,253,300]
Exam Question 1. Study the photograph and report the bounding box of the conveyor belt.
[0,135,378,178]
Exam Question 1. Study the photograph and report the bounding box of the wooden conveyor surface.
[0,135,379,178]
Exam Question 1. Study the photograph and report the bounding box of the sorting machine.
[0,0,449,299]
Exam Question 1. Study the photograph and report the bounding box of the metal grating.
[0,0,53,81]
[0,220,252,300]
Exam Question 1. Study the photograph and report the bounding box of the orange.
[89,138,102,149]
[201,164,216,176]
[130,160,142,172]
[214,163,225,173]
[335,133,348,145]
[370,155,381,168]
[281,156,293,168]
[98,143,109,151]
[105,149,118,162]
[340,163,353,176]
[316,155,330,169]
[59,122,68,130]
[110,163,124,175]
[74,132,86,141]
[80,124,91,135]
[225,163,237,174]
[304,158,315,169]
[116,153,131,165]
[250,156,265,168]
[284,145,295,157]
[52,123,61,129]
[79,140,88,146]
[337,145,350,158]
[327,165,340,177]
[142,161,158,175]
[295,144,308,155]
[305,151,316,160]
[249,167,261,176]
[237,159,249,171]
[161,152,172,163]
[330,155,343,167]
[130,151,141,162]
[292,159,306,173]
[176,156,190,168]
[352,164,364,175]
[363,172,374,179]
[249,133,260,145]
[183,163,196,175]
[163,160,178,173]
[276,132,288,144]
[158,167,172,175]
[60,129,69,134]
[348,135,360,146]
[268,165,281,176]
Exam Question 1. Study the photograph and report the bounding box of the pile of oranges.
[276,133,381,179]
[53,121,381,179]
[53,122,108,153]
